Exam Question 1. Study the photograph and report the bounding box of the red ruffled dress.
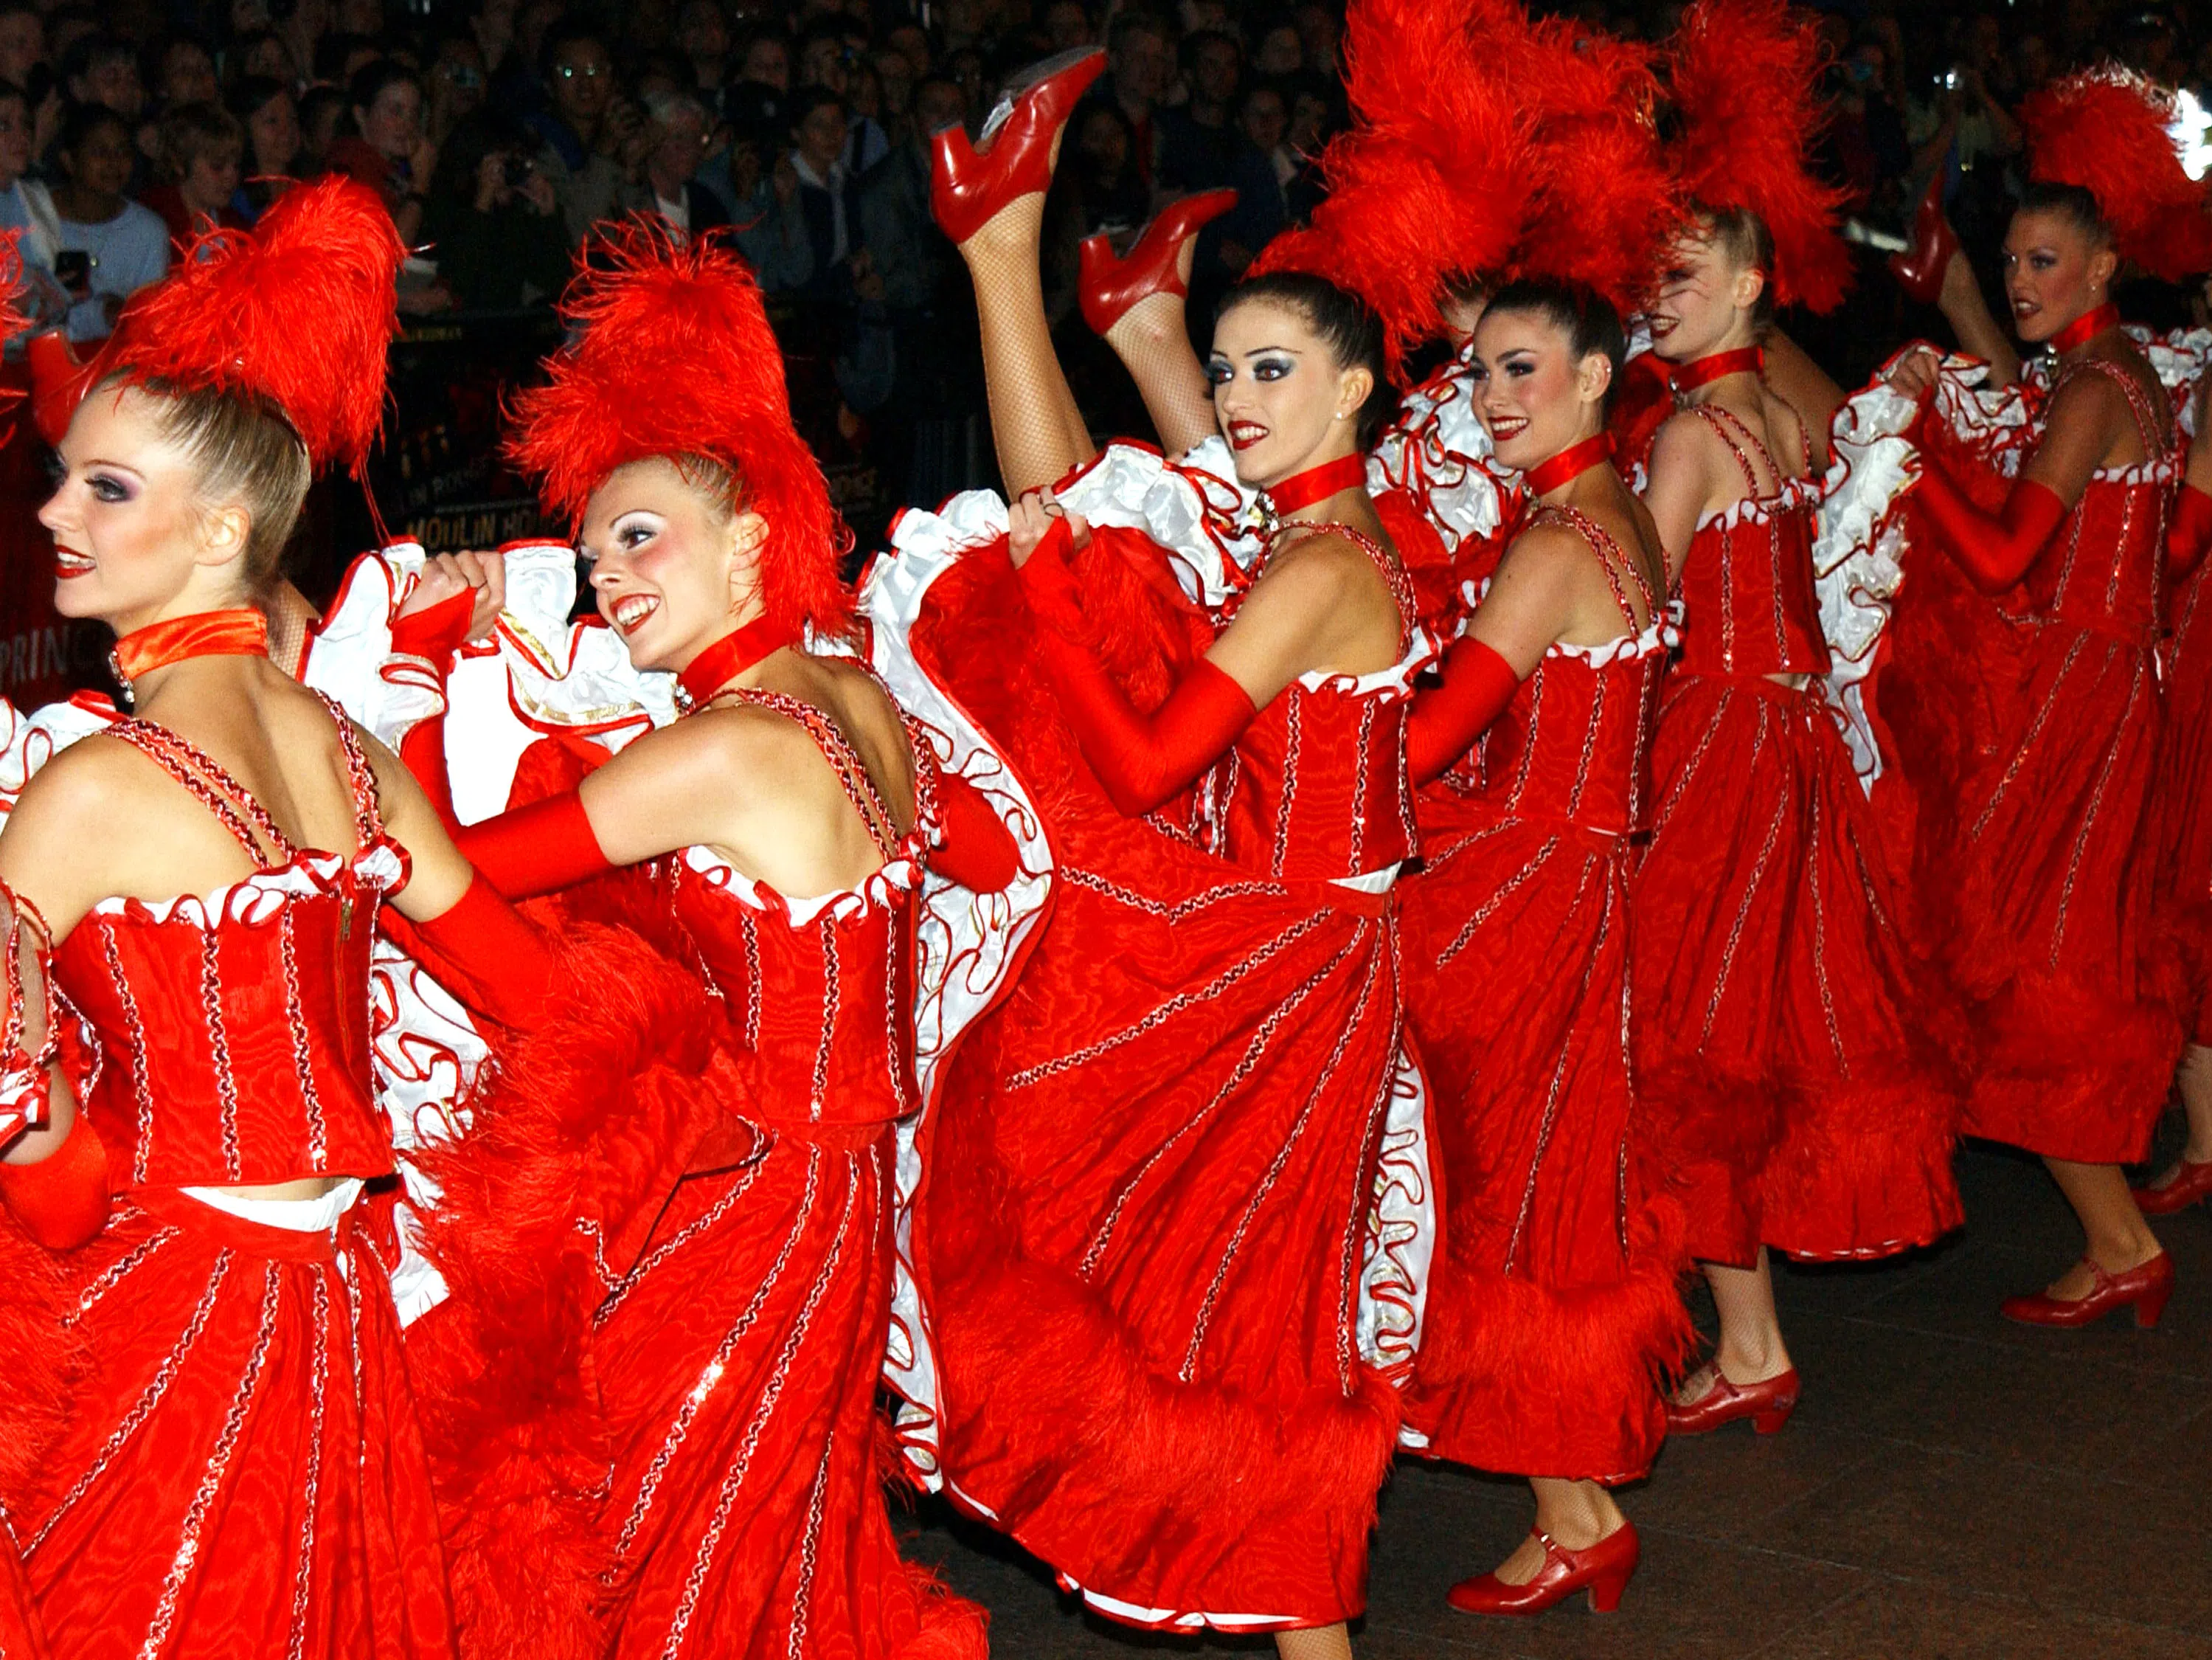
[1946,361,2184,1159]
[905,479,1431,1633]
[589,691,982,1660]
[1401,505,1691,1482]
[2158,496,2212,1044]
[1,705,455,1660]
[1632,405,1962,1265]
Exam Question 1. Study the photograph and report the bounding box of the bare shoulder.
[1261,525,1395,601]
[1648,407,1721,474]
[7,734,164,841]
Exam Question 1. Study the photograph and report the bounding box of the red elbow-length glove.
[1405,636,1525,787]
[1911,460,2070,595]
[1017,519,1257,818]
[931,770,1021,893]
[2169,483,2212,575]
[383,873,559,1031]
[388,589,618,900]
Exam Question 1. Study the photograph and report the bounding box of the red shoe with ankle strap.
[2132,1158,2212,1216]
[1078,189,1238,336]
[1446,1523,1638,1616]
[2000,1252,2174,1329]
[1889,175,1960,305]
[1665,1366,1800,1436]
[930,47,1106,244]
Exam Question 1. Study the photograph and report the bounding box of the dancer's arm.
[1639,412,1727,586]
[1405,519,1636,785]
[1887,356,2116,592]
[1762,330,1843,474]
[2174,380,2212,575]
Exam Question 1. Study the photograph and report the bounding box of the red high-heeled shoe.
[1665,1365,1800,1436]
[2000,1252,2174,1329]
[1446,1522,1638,1616]
[1078,189,1238,336]
[1889,175,1960,305]
[2132,1158,2212,1216]
[929,47,1106,245]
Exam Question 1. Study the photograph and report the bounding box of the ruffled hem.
[1405,1197,1692,1482]
[1759,1063,1964,1261]
[929,1248,1398,1630]
[1697,474,1820,534]
[1960,971,2182,1164]
[1366,351,1514,558]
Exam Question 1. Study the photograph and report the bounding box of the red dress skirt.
[1633,457,1961,1266]
[1401,510,1691,1483]
[893,452,1434,1634]
[2157,551,2212,1045]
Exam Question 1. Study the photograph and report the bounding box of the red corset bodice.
[1210,524,1424,882]
[2021,362,2176,646]
[52,708,403,1188]
[656,688,932,1129]
[1676,481,1830,677]
[1477,505,1673,837]
[1672,404,1830,678]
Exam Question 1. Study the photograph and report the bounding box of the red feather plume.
[1511,16,1682,311]
[507,221,852,643]
[2020,66,2212,284]
[1665,0,1851,314]
[1253,0,1533,376]
[104,176,401,476]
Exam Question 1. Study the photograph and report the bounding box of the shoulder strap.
[2059,356,2171,459]
[1688,403,1778,500]
[317,693,384,845]
[716,688,904,860]
[1274,519,1417,651]
[107,722,298,868]
[1528,503,1657,630]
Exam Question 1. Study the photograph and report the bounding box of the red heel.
[929,47,1106,244]
[28,329,105,448]
[1078,189,1238,336]
[2132,1158,2212,1215]
[1889,175,1959,305]
[1665,1366,1799,1436]
[2000,1252,2174,1329]
[1446,1523,1639,1617]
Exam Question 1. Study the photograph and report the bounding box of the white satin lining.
[1331,866,1398,894]
[179,1176,364,1232]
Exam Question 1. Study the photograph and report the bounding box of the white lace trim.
[676,840,923,925]
[1696,474,1820,533]
[86,843,404,930]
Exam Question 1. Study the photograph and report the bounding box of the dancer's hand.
[1885,347,1942,404]
[1008,488,1089,569]
[399,550,507,643]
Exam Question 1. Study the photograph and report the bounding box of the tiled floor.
[897,1125,2212,1658]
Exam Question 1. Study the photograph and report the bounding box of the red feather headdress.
[1252,0,1534,376]
[101,176,402,477]
[1664,0,1851,314]
[2019,66,2212,284]
[506,221,852,643]
[1511,15,1681,311]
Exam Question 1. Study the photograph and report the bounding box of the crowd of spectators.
[0,0,2202,518]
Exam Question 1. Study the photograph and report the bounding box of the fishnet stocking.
[1275,1622,1354,1659]
[1103,287,1216,459]
[956,195,1096,497]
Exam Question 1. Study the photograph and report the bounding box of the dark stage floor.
[898,1124,2212,1659]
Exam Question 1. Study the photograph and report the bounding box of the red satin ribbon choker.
[676,613,798,710]
[2049,302,2122,357]
[110,608,268,685]
[1263,453,1367,519]
[1670,345,1766,394]
[1522,432,1616,498]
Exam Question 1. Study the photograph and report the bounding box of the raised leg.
[1103,283,1216,459]
[954,193,1097,495]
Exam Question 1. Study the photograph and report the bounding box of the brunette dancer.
[891,46,1433,1660]
[1633,0,1961,1436]
[1881,68,2208,1323]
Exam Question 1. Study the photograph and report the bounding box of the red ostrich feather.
[506,220,853,643]
[1253,0,1533,377]
[104,176,402,476]
[1665,0,1852,314]
[2020,66,2212,284]
[1512,15,1683,313]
